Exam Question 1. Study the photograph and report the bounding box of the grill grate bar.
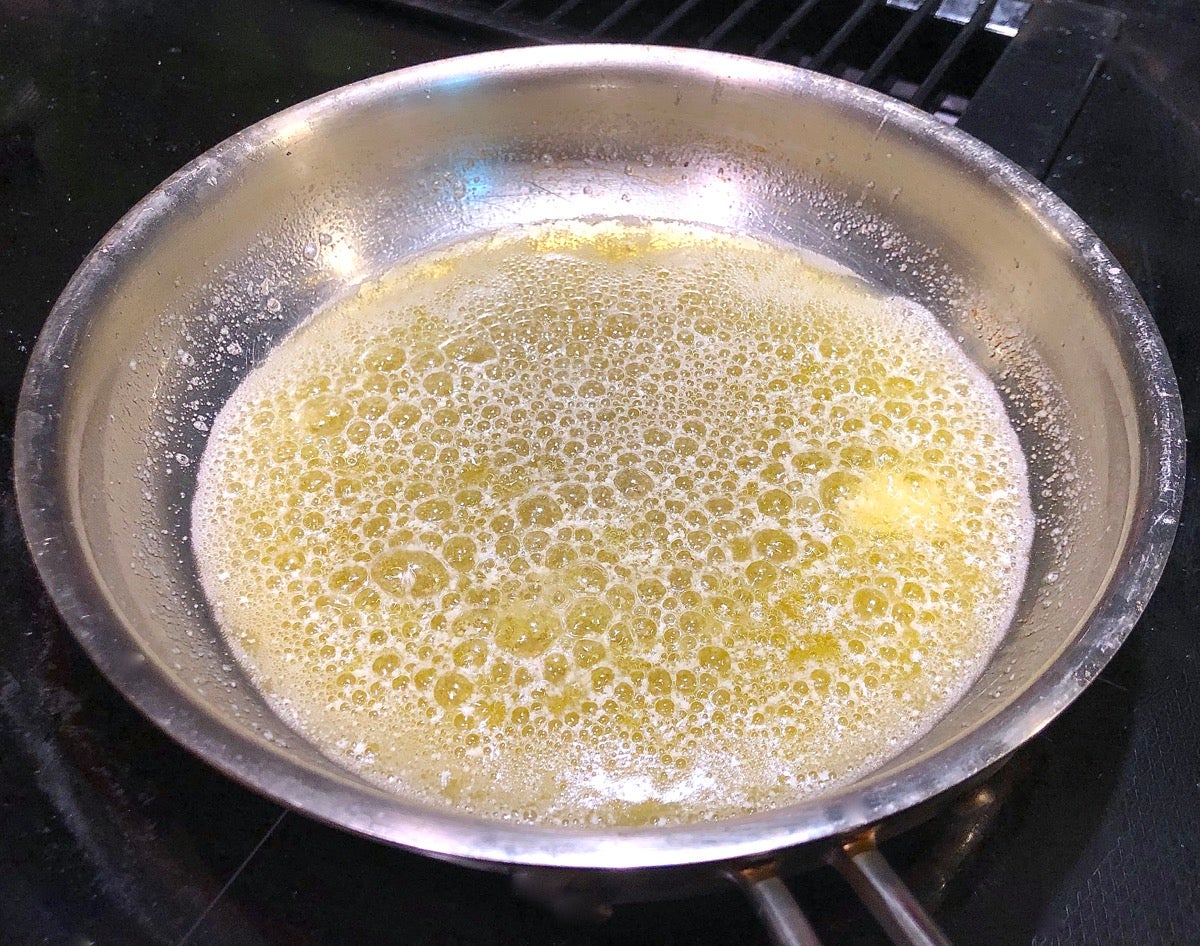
[589,0,646,36]
[752,0,825,58]
[544,0,588,26]
[372,0,1119,174]
[698,0,768,51]
[376,0,563,43]
[808,0,882,72]
[859,0,940,87]
[376,0,1027,105]
[644,0,708,43]
[910,0,999,110]
[957,0,1124,177]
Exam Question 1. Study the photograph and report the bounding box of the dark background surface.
[1,1,1198,943]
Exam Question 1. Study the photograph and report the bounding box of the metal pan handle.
[729,833,953,946]
[731,862,824,946]
[829,834,953,946]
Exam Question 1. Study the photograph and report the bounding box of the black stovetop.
[1,2,1198,944]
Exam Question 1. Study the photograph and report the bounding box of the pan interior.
[188,217,1034,826]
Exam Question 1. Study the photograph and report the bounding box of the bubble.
[444,336,498,364]
[648,669,673,695]
[300,394,352,436]
[614,468,654,498]
[434,671,473,708]
[364,343,406,373]
[566,598,613,638]
[329,565,367,594]
[274,549,305,572]
[573,638,606,669]
[745,559,779,590]
[757,489,794,517]
[674,436,699,457]
[820,470,861,509]
[371,549,449,598]
[495,604,562,657]
[543,651,570,683]
[452,638,489,668]
[566,562,607,594]
[517,494,564,528]
[443,535,477,571]
[760,461,788,484]
[853,588,889,619]
[299,470,331,493]
[414,498,452,522]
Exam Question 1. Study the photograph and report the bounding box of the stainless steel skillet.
[13,45,1183,945]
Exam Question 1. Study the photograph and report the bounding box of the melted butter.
[193,220,1032,826]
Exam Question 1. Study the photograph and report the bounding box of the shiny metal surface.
[832,838,953,946]
[13,43,1183,887]
[733,864,824,946]
[885,0,1030,38]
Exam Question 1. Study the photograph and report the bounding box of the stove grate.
[379,0,1031,123]
[375,0,1124,177]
